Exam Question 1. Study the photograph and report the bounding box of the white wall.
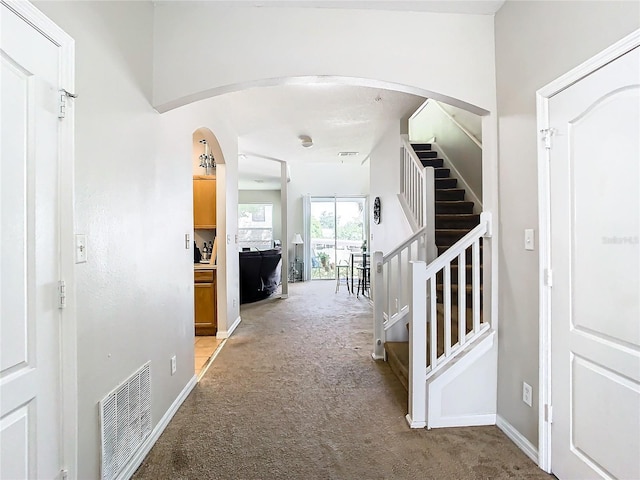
[32,2,193,478]
[495,0,640,448]
[409,100,483,202]
[287,162,369,265]
[239,189,283,244]
[157,97,240,335]
[152,5,496,114]
[369,123,413,254]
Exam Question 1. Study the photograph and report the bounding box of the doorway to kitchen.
[306,196,368,282]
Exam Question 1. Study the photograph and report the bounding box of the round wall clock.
[373,197,381,224]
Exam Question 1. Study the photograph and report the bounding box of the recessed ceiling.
[215,84,425,189]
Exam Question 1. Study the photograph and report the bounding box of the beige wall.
[495,0,640,446]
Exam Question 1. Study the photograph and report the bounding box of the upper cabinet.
[193,175,216,228]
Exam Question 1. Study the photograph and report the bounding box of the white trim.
[114,376,198,480]
[217,315,241,339]
[430,413,496,429]
[431,141,482,212]
[535,28,640,474]
[496,415,538,464]
[405,414,426,429]
[2,1,78,478]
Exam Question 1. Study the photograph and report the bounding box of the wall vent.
[99,362,152,480]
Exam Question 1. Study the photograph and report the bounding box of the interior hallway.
[134,281,552,479]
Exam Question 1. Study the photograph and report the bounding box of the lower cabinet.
[194,269,217,336]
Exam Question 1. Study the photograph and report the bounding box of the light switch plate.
[524,229,535,251]
[75,234,87,263]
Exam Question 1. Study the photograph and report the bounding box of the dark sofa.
[239,248,282,304]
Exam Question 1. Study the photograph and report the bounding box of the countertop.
[194,262,217,270]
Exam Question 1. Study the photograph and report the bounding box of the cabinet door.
[193,176,216,228]
[194,280,216,336]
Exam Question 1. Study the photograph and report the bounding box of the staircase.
[385,143,482,390]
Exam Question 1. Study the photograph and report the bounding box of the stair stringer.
[425,329,497,429]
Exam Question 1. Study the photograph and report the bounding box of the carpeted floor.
[133,281,553,480]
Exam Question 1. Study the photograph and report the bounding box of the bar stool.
[335,262,351,294]
[356,264,370,298]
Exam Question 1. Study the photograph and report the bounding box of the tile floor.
[194,336,223,377]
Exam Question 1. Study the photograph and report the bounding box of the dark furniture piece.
[239,248,282,304]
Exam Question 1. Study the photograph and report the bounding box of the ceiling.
[217,84,425,190]
[175,1,506,16]
[190,0,506,190]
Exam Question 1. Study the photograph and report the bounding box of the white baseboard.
[496,414,539,464]
[429,413,496,429]
[405,414,426,429]
[217,315,241,339]
[116,375,197,480]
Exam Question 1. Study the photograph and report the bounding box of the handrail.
[383,226,426,262]
[424,222,487,276]
[432,100,483,149]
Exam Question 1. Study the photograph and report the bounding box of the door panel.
[1,4,63,478]
[549,46,640,479]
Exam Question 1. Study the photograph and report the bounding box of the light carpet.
[133,280,552,480]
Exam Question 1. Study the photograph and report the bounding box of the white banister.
[406,261,427,429]
[372,250,385,360]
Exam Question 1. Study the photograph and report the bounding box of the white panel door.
[1,4,63,479]
[549,46,640,479]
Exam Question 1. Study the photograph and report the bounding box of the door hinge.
[60,469,68,480]
[540,128,556,150]
[545,404,553,424]
[58,89,78,119]
[58,280,66,309]
[544,268,553,287]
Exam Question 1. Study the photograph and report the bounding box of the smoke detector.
[299,135,313,148]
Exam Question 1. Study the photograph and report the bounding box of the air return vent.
[100,362,152,480]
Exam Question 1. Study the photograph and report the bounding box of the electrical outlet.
[233,298,237,308]
[171,355,177,376]
[75,234,87,263]
[523,382,533,407]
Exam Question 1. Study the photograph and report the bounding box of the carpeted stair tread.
[436,214,480,229]
[411,143,432,150]
[384,341,409,390]
[435,188,466,201]
[436,178,457,189]
[416,150,438,159]
[436,201,474,214]
[434,168,451,178]
[421,158,444,168]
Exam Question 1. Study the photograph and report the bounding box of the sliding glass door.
[308,196,367,280]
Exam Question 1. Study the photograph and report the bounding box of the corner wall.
[495,0,640,448]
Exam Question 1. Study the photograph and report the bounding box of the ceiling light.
[299,135,313,148]
[338,151,359,157]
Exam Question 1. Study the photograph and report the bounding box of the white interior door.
[1,4,64,479]
[549,46,640,479]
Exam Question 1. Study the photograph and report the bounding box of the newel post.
[372,251,385,360]
[424,167,437,263]
[406,261,427,428]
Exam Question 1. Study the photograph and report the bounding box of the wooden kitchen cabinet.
[193,175,216,229]
[194,269,217,336]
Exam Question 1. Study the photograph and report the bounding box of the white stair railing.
[406,212,492,428]
[400,135,436,240]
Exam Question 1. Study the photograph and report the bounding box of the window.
[238,203,273,250]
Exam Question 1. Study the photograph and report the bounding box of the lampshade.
[292,233,304,245]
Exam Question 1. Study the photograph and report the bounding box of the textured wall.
[495,0,640,447]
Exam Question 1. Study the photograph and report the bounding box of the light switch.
[75,234,87,263]
[524,229,535,251]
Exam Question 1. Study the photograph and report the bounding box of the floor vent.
[99,362,152,480]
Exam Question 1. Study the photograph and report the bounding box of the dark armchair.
[239,248,282,304]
